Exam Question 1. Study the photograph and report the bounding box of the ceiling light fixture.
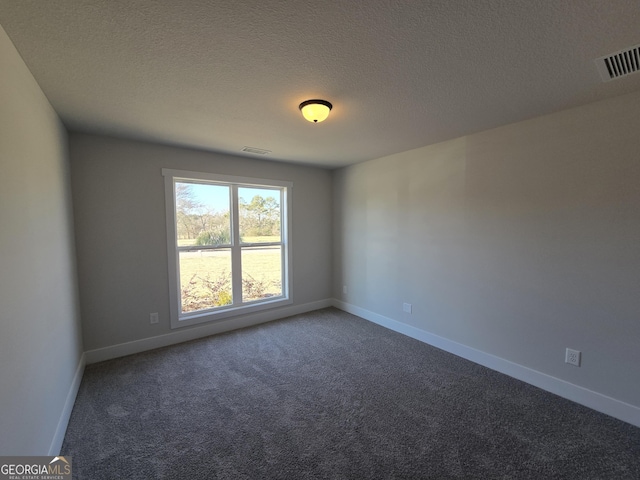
[299,99,332,123]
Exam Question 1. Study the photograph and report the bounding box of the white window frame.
[163,169,293,329]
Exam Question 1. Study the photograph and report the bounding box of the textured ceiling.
[2,0,640,168]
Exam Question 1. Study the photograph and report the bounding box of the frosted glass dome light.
[299,99,333,123]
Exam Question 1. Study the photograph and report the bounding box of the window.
[163,169,292,328]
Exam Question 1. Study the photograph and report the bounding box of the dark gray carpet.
[62,308,640,479]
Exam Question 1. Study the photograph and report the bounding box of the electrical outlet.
[343,285,347,295]
[150,312,159,324]
[565,348,581,367]
[403,303,412,313]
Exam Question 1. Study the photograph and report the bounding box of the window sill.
[170,296,293,329]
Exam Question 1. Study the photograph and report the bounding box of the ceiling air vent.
[595,44,640,82]
[241,146,271,155]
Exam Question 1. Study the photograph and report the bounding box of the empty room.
[1,1,639,478]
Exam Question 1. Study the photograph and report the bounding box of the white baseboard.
[49,352,85,455]
[85,299,333,364]
[332,299,640,428]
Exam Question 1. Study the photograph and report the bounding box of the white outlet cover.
[403,303,412,313]
[565,348,581,367]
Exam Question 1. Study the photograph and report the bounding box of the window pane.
[241,246,282,303]
[175,182,230,247]
[238,187,281,243]
[179,249,232,313]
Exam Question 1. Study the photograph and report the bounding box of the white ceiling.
[2,1,640,169]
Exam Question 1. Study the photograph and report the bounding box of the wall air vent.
[595,44,640,82]
[241,146,271,155]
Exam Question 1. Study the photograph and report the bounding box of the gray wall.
[0,26,83,454]
[70,133,333,351]
[333,90,640,408]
